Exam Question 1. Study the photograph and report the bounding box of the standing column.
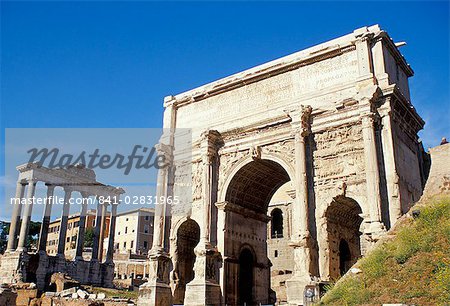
[105,201,118,263]
[37,184,56,252]
[91,198,102,261]
[7,181,26,252]
[57,187,72,256]
[361,112,385,234]
[285,105,314,305]
[17,179,37,252]
[98,200,108,262]
[379,106,402,227]
[198,130,221,248]
[138,142,173,306]
[75,192,90,259]
[184,130,222,306]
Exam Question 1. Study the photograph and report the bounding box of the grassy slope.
[320,196,450,306]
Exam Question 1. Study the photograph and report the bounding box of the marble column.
[138,142,173,306]
[285,105,314,305]
[37,184,55,252]
[361,112,386,234]
[98,200,108,262]
[75,192,90,259]
[184,130,222,306]
[379,106,402,227]
[91,198,102,261]
[7,181,26,252]
[17,179,37,252]
[105,202,118,263]
[57,187,72,256]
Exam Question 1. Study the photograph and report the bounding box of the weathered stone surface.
[141,25,428,305]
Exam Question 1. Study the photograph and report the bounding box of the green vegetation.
[84,227,94,247]
[87,286,139,300]
[321,196,450,305]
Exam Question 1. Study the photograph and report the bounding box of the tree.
[84,227,94,247]
[0,221,10,254]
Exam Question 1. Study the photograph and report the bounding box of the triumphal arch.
[139,25,426,305]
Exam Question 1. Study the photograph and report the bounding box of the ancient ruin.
[138,25,427,305]
[0,163,124,290]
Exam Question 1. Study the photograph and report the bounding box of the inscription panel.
[176,49,359,138]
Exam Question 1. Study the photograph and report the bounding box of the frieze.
[261,140,295,164]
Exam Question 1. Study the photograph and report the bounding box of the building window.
[125,227,128,234]
[131,240,134,249]
[118,231,120,236]
[144,225,149,234]
[66,237,70,242]
[271,208,284,238]
[145,215,149,221]
[71,236,77,242]
[123,242,126,248]
[143,241,148,249]
[274,250,278,257]
[68,223,72,229]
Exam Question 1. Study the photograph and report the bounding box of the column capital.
[63,186,74,193]
[26,178,38,185]
[285,105,312,137]
[354,84,381,104]
[201,129,222,151]
[361,111,379,128]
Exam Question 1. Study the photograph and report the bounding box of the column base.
[286,276,313,306]
[137,281,172,306]
[184,281,221,306]
[36,251,49,291]
[137,248,173,306]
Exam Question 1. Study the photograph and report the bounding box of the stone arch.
[171,219,200,305]
[218,152,295,203]
[324,196,363,279]
[220,157,291,305]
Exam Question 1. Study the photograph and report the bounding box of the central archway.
[221,158,292,305]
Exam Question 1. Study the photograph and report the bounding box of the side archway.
[172,219,200,304]
[325,196,363,279]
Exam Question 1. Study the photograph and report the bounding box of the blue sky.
[1,1,449,218]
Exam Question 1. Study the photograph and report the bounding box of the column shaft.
[75,194,89,259]
[98,200,108,261]
[7,182,26,251]
[362,114,384,227]
[57,188,72,255]
[151,148,169,251]
[38,184,55,252]
[17,180,37,251]
[106,202,118,262]
[380,108,402,226]
[91,199,102,261]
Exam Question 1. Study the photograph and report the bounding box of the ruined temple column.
[37,184,56,252]
[57,187,72,256]
[7,181,26,252]
[17,179,37,252]
[105,201,118,263]
[91,198,103,261]
[138,142,173,306]
[361,112,386,235]
[285,105,314,304]
[184,130,222,306]
[75,192,90,259]
[98,199,109,261]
